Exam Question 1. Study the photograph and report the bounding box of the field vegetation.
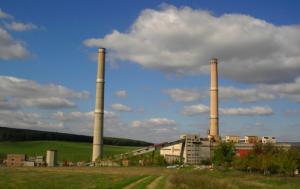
[0,167,299,189]
[0,141,138,162]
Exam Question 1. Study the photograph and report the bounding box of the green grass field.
[0,167,299,189]
[0,141,138,161]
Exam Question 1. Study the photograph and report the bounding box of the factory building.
[160,134,213,165]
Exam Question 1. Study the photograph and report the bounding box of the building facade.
[160,134,212,165]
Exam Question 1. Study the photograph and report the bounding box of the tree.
[213,142,236,167]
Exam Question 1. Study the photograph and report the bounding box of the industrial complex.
[0,48,292,167]
[91,48,291,165]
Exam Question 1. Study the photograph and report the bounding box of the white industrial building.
[160,134,212,165]
[262,136,276,144]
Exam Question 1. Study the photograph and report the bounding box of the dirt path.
[123,176,151,189]
[146,176,164,189]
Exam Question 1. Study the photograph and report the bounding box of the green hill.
[0,126,152,146]
[0,141,138,162]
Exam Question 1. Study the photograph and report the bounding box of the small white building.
[225,135,240,143]
[262,136,276,144]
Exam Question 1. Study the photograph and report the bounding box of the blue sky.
[0,0,299,142]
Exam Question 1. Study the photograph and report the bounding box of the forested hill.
[0,127,152,147]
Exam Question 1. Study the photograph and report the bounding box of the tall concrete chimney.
[92,48,105,161]
[209,58,219,141]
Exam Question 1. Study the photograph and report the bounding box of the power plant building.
[160,134,212,165]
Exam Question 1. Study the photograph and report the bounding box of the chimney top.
[98,48,105,53]
[210,58,218,64]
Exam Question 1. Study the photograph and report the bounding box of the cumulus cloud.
[115,90,128,98]
[0,76,89,110]
[220,106,273,116]
[219,86,275,102]
[0,9,13,19]
[181,104,273,116]
[0,27,30,60]
[84,5,300,84]
[220,77,300,103]
[22,98,76,109]
[131,117,177,128]
[0,110,63,130]
[5,22,38,31]
[164,88,202,102]
[261,77,300,102]
[111,103,132,112]
[51,111,178,142]
[181,104,209,115]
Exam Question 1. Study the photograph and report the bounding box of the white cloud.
[84,5,300,84]
[22,97,76,109]
[52,111,178,142]
[219,86,275,102]
[0,9,13,19]
[0,110,63,130]
[0,27,30,60]
[0,76,89,110]
[164,88,202,102]
[115,90,128,98]
[261,77,300,102]
[220,106,273,116]
[131,117,177,128]
[181,104,209,115]
[111,103,132,112]
[5,22,38,31]
[181,104,273,116]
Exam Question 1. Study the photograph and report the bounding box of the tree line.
[0,127,152,147]
[213,142,300,176]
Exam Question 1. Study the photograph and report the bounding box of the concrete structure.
[6,154,25,167]
[262,136,276,144]
[23,161,35,167]
[160,142,183,164]
[225,135,240,143]
[245,136,259,144]
[92,48,106,162]
[28,155,45,166]
[209,58,220,141]
[160,134,213,165]
[46,150,57,167]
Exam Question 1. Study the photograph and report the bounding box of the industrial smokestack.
[92,48,105,161]
[209,58,219,141]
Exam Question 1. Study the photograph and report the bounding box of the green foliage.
[213,142,236,167]
[233,143,300,176]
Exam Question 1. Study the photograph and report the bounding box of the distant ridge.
[0,127,152,147]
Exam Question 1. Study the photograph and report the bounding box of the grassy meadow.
[0,167,299,189]
[0,141,138,161]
